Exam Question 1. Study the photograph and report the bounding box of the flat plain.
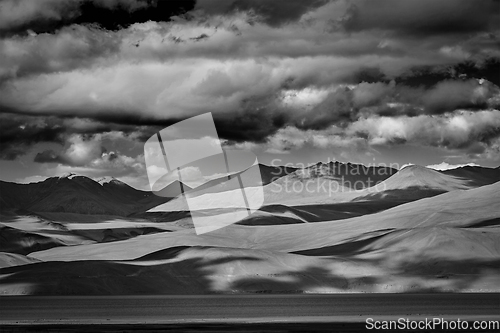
[1,294,498,325]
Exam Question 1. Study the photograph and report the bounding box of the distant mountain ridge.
[258,163,499,207]
[440,165,500,187]
[1,162,498,216]
[298,161,397,189]
[378,165,471,191]
[0,175,175,216]
[185,163,297,198]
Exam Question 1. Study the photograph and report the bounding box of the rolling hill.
[6,180,497,294]
[300,161,397,189]
[152,161,398,211]
[381,165,472,191]
[261,164,498,206]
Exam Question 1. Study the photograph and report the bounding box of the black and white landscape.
[0,0,500,316]
[1,162,499,295]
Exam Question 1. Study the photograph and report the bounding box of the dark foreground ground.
[4,322,498,332]
[1,294,499,332]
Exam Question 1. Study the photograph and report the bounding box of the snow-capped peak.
[94,176,125,186]
[426,162,480,171]
[58,172,78,180]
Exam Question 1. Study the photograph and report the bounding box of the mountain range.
[1,163,499,218]
[0,173,168,217]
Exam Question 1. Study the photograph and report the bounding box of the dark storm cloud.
[0,99,286,144]
[346,110,500,150]
[453,58,500,87]
[189,76,498,142]
[394,67,453,89]
[194,0,330,26]
[0,0,499,164]
[421,80,491,114]
[342,0,500,36]
[250,76,499,136]
[0,112,159,160]
[214,109,288,143]
[0,113,65,159]
[352,67,389,84]
[396,58,500,88]
[33,149,65,164]
[1,74,498,155]
[0,0,196,37]
[351,78,500,118]
[0,146,25,160]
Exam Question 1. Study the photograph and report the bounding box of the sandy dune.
[375,165,472,191]
[0,224,95,255]
[0,214,174,255]
[0,181,494,294]
[0,246,374,295]
[262,165,478,206]
[0,252,41,268]
[2,229,498,294]
[29,181,500,260]
[154,165,486,211]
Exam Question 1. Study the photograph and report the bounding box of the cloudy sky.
[0,0,499,189]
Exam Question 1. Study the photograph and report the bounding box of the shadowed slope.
[262,165,482,206]
[0,252,41,268]
[2,183,499,295]
[147,163,493,211]
[30,181,500,262]
[440,165,500,187]
[378,165,472,191]
[0,247,336,295]
[0,225,94,255]
[238,200,409,226]
[2,240,499,294]
[351,165,489,202]
[149,161,395,211]
[152,180,192,198]
[177,163,296,200]
[301,161,397,189]
[0,175,176,216]
[0,214,174,256]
